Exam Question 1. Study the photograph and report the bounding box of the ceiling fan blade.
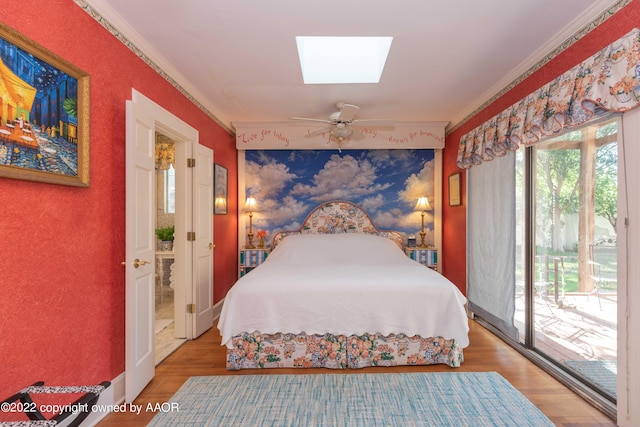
[352,119,395,127]
[337,103,360,122]
[290,117,331,124]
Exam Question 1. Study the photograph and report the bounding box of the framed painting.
[0,22,90,187]
[214,163,228,214]
[449,172,461,206]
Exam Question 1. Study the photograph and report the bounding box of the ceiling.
[85,0,618,133]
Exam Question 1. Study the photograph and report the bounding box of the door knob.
[133,258,151,268]
[209,243,214,250]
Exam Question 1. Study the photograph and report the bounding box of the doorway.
[125,90,214,402]
[154,132,186,365]
[515,116,619,404]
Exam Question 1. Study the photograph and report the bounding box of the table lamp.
[244,197,258,248]
[414,197,431,248]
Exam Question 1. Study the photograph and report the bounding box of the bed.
[218,201,469,370]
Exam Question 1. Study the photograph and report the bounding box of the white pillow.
[267,233,406,265]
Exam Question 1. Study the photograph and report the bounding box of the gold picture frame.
[0,22,90,187]
[449,172,461,206]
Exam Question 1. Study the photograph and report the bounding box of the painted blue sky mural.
[244,149,436,246]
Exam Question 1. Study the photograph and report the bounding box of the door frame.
[126,89,204,401]
[131,90,196,339]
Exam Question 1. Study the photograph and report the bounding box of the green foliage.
[595,143,618,229]
[155,226,174,241]
[516,121,619,295]
[62,98,77,117]
[536,147,581,213]
[534,122,618,252]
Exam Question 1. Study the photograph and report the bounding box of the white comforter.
[218,233,469,348]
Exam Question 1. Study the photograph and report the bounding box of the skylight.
[296,36,393,84]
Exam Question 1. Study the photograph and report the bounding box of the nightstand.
[405,247,438,271]
[239,247,271,277]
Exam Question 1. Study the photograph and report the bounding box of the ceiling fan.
[291,102,394,150]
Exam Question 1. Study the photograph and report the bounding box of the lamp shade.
[244,197,258,212]
[155,140,175,170]
[414,197,431,212]
[215,196,227,210]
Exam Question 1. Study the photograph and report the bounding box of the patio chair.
[534,255,551,297]
[587,260,603,310]
[587,238,615,310]
[533,255,554,311]
[514,256,554,308]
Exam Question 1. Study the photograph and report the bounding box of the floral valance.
[457,28,640,169]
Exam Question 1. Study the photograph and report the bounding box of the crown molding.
[76,0,235,135]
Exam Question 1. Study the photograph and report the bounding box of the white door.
[124,100,155,402]
[193,144,214,337]
[124,90,214,400]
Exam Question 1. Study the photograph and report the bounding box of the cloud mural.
[244,149,435,246]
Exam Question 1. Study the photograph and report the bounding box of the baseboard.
[80,371,125,426]
[83,300,223,425]
[213,298,223,321]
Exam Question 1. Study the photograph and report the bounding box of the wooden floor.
[98,319,616,426]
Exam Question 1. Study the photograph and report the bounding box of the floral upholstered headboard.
[272,201,405,249]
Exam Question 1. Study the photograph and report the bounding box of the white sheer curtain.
[467,151,518,340]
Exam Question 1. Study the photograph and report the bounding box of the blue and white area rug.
[149,372,553,426]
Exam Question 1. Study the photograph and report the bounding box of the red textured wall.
[0,0,237,397]
[442,1,640,294]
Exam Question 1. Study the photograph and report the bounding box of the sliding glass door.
[514,117,618,401]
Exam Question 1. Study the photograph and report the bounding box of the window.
[164,165,175,214]
[469,115,620,414]
[296,36,392,84]
[516,117,618,401]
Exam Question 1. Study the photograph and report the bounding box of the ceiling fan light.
[331,128,352,138]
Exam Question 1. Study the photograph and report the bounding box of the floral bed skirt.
[226,332,464,370]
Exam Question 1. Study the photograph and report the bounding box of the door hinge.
[186,303,196,314]
[187,231,196,241]
[187,158,196,168]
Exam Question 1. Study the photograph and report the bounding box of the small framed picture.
[449,172,461,206]
[214,163,228,214]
